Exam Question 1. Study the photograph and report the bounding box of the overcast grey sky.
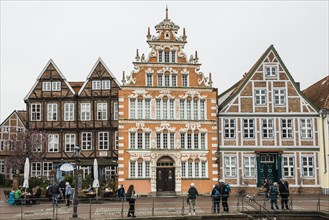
[1,1,328,122]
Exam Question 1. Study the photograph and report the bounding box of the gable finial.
[135,49,140,61]
[166,5,168,20]
[195,50,198,63]
[208,72,213,87]
[182,28,187,41]
[122,71,126,85]
[147,27,151,39]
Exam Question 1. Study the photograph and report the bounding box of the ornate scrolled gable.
[157,66,179,75]
[155,123,176,132]
[178,90,207,99]
[124,66,140,85]
[181,153,208,162]
[155,90,175,99]
[179,123,208,133]
[128,90,153,99]
[128,123,152,133]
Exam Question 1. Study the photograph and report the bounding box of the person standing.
[278,178,290,210]
[126,185,136,218]
[118,184,125,201]
[187,183,199,215]
[14,186,23,205]
[65,182,72,207]
[269,182,279,210]
[51,181,62,206]
[219,179,230,213]
[59,178,66,201]
[263,178,270,200]
[211,184,221,213]
[8,188,15,205]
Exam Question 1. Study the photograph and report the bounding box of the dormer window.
[52,82,61,91]
[164,31,170,39]
[42,81,61,91]
[264,64,278,78]
[92,80,110,90]
[158,49,176,63]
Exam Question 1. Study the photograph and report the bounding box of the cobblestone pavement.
[0,192,328,219]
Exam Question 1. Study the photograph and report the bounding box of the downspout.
[320,109,328,173]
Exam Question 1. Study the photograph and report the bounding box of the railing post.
[152,197,155,216]
[182,197,185,216]
[89,198,92,220]
[290,194,293,210]
[317,193,320,211]
[53,202,55,220]
[242,195,244,211]
[121,199,124,218]
[236,195,240,211]
[20,203,23,220]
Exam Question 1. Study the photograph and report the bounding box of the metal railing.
[0,194,328,220]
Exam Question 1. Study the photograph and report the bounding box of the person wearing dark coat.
[187,183,199,215]
[118,184,125,201]
[211,184,221,213]
[269,182,279,210]
[219,179,229,212]
[278,178,290,210]
[126,185,136,218]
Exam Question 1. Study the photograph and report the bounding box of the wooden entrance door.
[257,155,279,187]
[156,168,175,192]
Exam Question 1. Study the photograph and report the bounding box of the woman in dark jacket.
[125,185,136,217]
[211,184,221,213]
[187,183,199,215]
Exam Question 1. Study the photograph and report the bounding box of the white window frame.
[92,80,101,90]
[243,118,255,139]
[31,103,41,121]
[182,74,188,87]
[224,156,237,177]
[264,64,278,77]
[47,103,57,121]
[98,132,109,150]
[81,132,92,150]
[113,102,118,120]
[31,162,42,177]
[42,82,51,91]
[301,156,314,177]
[158,74,163,87]
[65,134,75,152]
[281,118,293,139]
[146,73,153,86]
[52,81,61,91]
[43,162,53,177]
[224,118,236,139]
[80,166,91,179]
[0,160,5,174]
[283,156,295,177]
[262,118,274,139]
[114,131,118,150]
[243,156,256,178]
[81,103,91,121]
[130,99,136,119]
[254,89,267,105]
[102,80,110,89]
[97,103,107,120]
[64,103,74,121]
[274,89,286,105]
[48,134,59,152]
[145,99,151,119]
[300,118,313,139]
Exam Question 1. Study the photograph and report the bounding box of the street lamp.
[72,146,80,219]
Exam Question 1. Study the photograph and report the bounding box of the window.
[254,89,267,105]
[145,133,150,149]
[102,80,110,89]
[137,100,143,119]
[47,103,57,121]
[31,104,41,121]
[170,132,175,149]
[243,119,255,138]
[158,74,163,86]
[274,89,286,105]
[163,99,168,119]
[224,156,237,177]
[146,74,153,86]
[262,119,274,138]
[130,131,154,150]
[201,162,207,178]
[164,51,170,63]
[43,162,53,177]
[42,82,51,91]
[200,100,205,120]
[182,74,188,87]
[114,131,118,150]
[180,100,185,119]
[224,119,235,138]
[158,50,163,62]
[195,161,199,177]
[97,103,107,120]
[281,119,293,138]
[104,166,117,180]
[0,160,4,174]
[300,119,312,139]
[52,82,61,91]
[283,156,294,177]
[81,132,92,150]
[172,74,177,86]
[48,134,59,152]
[188,162,192,177]
[145,99,151,119]
[65,134,75,152]
[244,156,256,177]
[187,133,192,149]
[81,103,91,121]
[130,161,136,178]
[169,99,175,119]
[194,133,199,149]
[80,166,91,179]
[302,156,314,177]
[113,102,118,120]
[156,99,161,119]
[145,162,150,177]
[2,127,9,133]
[180,133,185,149]
[64,103,74,121]
[181,162,186,177]
[200,133,206,149]
[137,162,143,178]
[193,100,198,120]
[31,162,42,177]
[186,100,191,120]
[92,81,101,89]
[98,132,109,150]
[130,99,136,119]
[165,74,170,86]
[130,132,136,149]
[137,133,143,149]
[0,140,4,151]
[171,50,176,63]
[265,65,277,77]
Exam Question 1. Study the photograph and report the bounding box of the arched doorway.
[156,156,175,192]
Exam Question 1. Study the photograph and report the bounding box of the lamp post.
[72,146,80,219]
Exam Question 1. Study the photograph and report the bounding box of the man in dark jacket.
[278,178,290,210]
[211,184,221,213]
[187,183,199,215]
[219,179,230,212]
[51,182,62,206]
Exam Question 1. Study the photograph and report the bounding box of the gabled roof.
[0,110,27,128]
[24,59,76,100]
[303,75,329,109]
[78,57,121,95]
[69,81,84,93]
[218,45,319,112]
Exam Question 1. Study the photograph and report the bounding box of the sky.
[0,1,328,122]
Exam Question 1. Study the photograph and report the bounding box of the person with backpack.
[187,183,199,215]
[211,184,221,213]
[219,179,230,213]
[269,182,279,210]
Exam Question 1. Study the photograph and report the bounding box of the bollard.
[20,203,23,220]
[182,197,185,216]
[152,197,155,216]
[121,198,124,218]
[89,198,92,220]
[317,193,320,211]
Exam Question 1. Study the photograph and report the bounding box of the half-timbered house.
[218,45,321,194]
[118,9,218,195]
[24,58,120,180]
